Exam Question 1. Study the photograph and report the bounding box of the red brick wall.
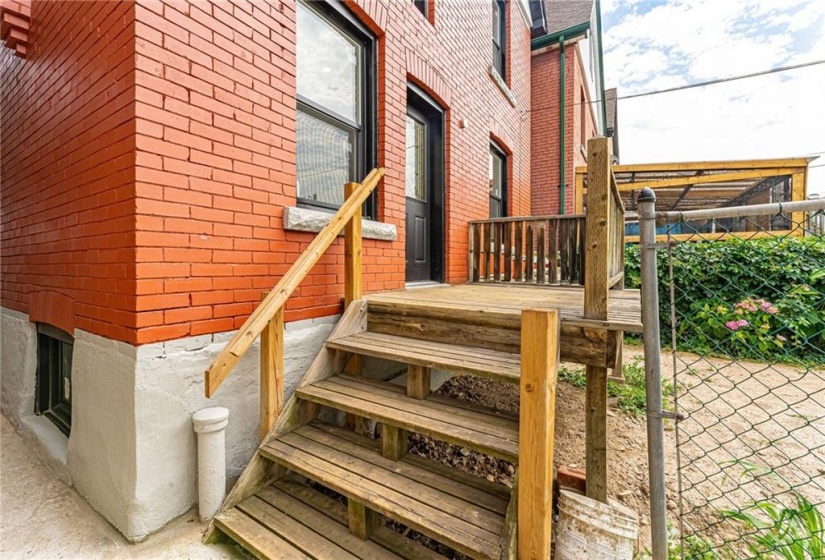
[530,41,597,216]
[130,0,533,344]
[1,1,137,342]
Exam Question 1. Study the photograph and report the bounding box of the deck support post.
[406,364,431,399]
[347,499,377,539]
[584,137,612,503]
[518,309,559,560]
[381,424,408,461]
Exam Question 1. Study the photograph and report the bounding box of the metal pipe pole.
[638,187,668,559]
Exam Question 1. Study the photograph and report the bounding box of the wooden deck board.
[367,284,642,332]
[298,376,519,462]
[326,331,521,383]
[261,424,507,560]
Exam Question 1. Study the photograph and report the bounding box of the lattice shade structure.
[575,157,816,241]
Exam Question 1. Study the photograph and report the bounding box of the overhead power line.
[618,59,825,101]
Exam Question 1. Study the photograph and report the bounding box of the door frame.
[406,84,445,283]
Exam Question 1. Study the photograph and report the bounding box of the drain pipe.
[193,407,229,521]
[559,35,566,214]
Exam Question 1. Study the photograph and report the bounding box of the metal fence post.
[638,188,668,560]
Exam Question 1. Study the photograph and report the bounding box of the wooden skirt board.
[259,423,509,560]
[366,284,642,333]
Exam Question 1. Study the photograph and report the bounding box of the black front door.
[405,89,444,282]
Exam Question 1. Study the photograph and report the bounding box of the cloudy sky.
[601,0,825,194]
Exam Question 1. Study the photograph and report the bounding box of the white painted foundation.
[0,306,337,541]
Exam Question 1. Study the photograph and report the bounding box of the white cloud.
[603,0,825,193]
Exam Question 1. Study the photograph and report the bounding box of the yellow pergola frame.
[575,157,812,242]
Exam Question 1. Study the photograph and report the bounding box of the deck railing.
[203,168,384,440]
[468,214,586,285]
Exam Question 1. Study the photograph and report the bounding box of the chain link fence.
[646,204,825,558]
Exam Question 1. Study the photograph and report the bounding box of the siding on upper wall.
[0,1,137,342]
[530,40,596,216]
[131,0,533,344]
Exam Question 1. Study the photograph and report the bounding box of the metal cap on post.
[638,187,668,560]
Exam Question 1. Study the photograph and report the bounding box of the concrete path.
[1,414,242,559]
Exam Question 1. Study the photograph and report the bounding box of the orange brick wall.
[1,0,532,345]
[530,41,597,216]
[129,0,533,344]
[1,1,137,342]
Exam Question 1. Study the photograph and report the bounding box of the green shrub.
[625,236,825,365]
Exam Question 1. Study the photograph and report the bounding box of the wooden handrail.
[468,213,585,225]
[204,167,385,398]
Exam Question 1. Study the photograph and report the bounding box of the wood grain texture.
[344,182,362,307]
[260,303,284,442]
[407,364,431,400]
[518,309,559,560]
[261,424,507,559]
[586,364,608,503]
[348,499,378,540]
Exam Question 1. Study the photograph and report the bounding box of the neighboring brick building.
[1,0,546,539]
[531,0,618,215]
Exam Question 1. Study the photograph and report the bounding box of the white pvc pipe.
[192,407,229,521]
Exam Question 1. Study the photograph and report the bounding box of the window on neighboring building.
[296,0,375,214]
[35,324,73,436]
[492,0,506,79]
[413,0,427,18]
[489,142,507,218]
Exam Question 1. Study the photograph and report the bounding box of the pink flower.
[726,320,740,331]
[737,319,749,328]
[766,306,777,314]
[760,301,772,311]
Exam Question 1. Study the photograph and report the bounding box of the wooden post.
[584,136,611,503]
[344,182,363,307]
[260,298,284,442]
[381,424,408,461]
[518,309,560,560]
[406,364,431,399]
[348,500,377,539]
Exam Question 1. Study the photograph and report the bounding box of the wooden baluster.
[483,222,491,281]
[549,219,558,284]
[525,223,534,284]
[474,224,484,282]
[519,308,560,560]
[503,221,512,282]
[493,222,501,281]
[514,221,523,282]
[562,219,571,284]
[579,217,586,285]
[537,224,546,284]
[260,296,284,442]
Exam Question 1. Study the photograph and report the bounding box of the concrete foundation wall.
[0,306,336,540]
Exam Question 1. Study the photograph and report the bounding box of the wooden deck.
[367,283,642,333]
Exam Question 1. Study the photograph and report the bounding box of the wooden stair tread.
[218,477,443,560]
[297,376,519,462]
[261,423,508,560]
[326,331,520,382]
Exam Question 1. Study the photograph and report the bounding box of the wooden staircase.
[202,139,632,559]
[210,298,530,559]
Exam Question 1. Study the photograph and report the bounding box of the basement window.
[413,0,427,18]
[35,324,73,436]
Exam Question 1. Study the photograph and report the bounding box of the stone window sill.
[488,66,517,108]
[284,206,397,241]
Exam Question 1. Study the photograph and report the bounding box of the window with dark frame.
[296,0,376,217]
[492,0,506,79]
[35,324,73,436]
[413,0,427,18]
[489,142,507,218]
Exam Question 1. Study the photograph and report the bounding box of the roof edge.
[531,21,590,50]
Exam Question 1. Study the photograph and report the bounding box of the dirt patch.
[411,360,680,554]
